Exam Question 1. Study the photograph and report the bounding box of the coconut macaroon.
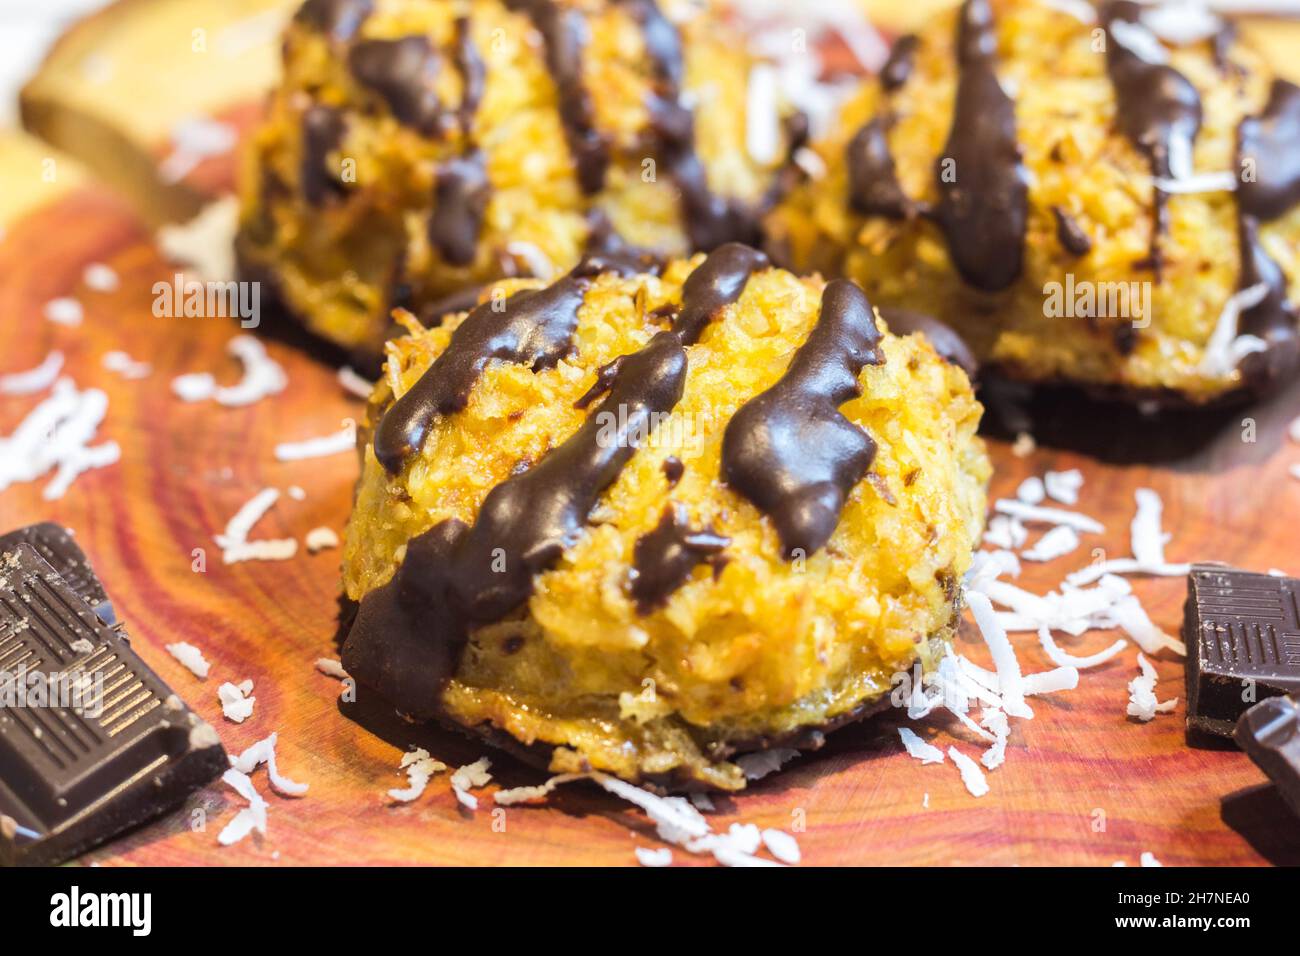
[338,244,989,790]
[236,0,806,365]
[766,0,1300,405]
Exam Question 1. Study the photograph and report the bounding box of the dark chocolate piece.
[343,331,688,716]
[878,307,978,377]
[348,36,450,137]
[0,523,113,626]
[1184,565,1300,738]
[934,0,1029,292]
[375,270,591,472]
[1235,695,1300,820]
[1051,205,1093,257]
[430,151,490,267]
[294,0,373,41]
[504,0,609,194]
[846,118,915,220]
[880,34,920,91]
[1103,1,1202,281]
[722,278,884,559]
[301,106,349,207]
[629,505,730,614]
[1237,79,1300,223]
[0,543,226,866]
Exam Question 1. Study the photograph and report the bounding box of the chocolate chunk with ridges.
[504,0,609,193]
[348,36,450,137]
[934,0,1029,292]
[1184,565,1300,738]
[0,543,226,865]
[1103,1,1202,281]
[301,106,348,206]
[343,331,689,716]
[1235,695,1300,820]
[375,270,591,471]
[0,523,113,626]
[847,118,915,220]
[295,0,372,41]
[1237,79,1300,223]
[629,505,730,614]
[430,151,490,267]
[881,34,920,91]
[1051,206,1093,257]
[879,307,978,378]
[723,279,884,559]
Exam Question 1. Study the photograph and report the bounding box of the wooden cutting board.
[4,3,1300,867]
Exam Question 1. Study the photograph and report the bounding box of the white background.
[0,0,106,124]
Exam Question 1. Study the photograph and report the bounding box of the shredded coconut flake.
[0,351,64,396]
[984,514,1029,550]
[43,297,83,326]
[338,366,374,399]
[1140,851,1163,867]
[1015,476,1045,504]
[1043,469,1084,505]
[1127,653,1178,722]
[166,641,210,679]
[305,527,340,553]
[1200,283,1271,377]
[230,731,309,796]
[216,488,298,564]
[274,425,354,462]
[217,768,268,846]
[761,828,801,864]
[1039,627,1127,669]
[388,748,447,803]
[898,726,946,765]
[635,846,673,867]
[156,197,239,281]
[315,658,348,679]
[174,335,286,408]
[83,262,119,292]
[980,709,1010,770]
[218,680,255,723]
[159,116,237,184]
[0,378,120,499]
[966,590,1033,719]
[994,499,1104,534]
[450,757,493,809]
[735,747,800,780]
[1022,524,1081,563]
[101,351,153,380]
[948,746,990,797]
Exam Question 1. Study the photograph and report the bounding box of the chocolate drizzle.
[431,152,490,267]
[348,36,450,137]
[295,0,372,41]
[1051,206,1093,257]
[933,0,1028,292]
[1237,80,1300,223]
[631,0,764,250]
[1102,1,1202,279]
[347,245,770,707]
[374,270,591,472]
[300,106,348,206]
[629,505,730,613]
[504,0,609,194]
[1232,80,1300,389]
[880,34,920,91]
[722,279,884,559]
[878,307,977,377]
[846,118,915,220]
[453,16,486,135]
[343,331,689,713]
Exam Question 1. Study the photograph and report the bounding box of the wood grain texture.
[4,7,1300,865]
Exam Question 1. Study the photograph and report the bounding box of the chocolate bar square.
[1235,695,1300,821]
[1184,565,1300,738]
[0,538,226,866]
[0,523,114,625]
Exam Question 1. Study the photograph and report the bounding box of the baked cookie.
[339,245,989,790]
[236,0,805,365]
[767,0,1300,405]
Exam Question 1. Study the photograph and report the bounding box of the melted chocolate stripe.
[1102,1,1202,280]
[342,330,689,712]
[431,151,490,267]
[348,36,450,136]
[881,34,920,91]
[934,0,1029,292]
[722,279,884,559]
[301,106,348,206]
[295,0,372,41]
[374,271,590,472]
[1237,79,1300,223]
[453,15,486,134]
[629,505,730,614]
[670,243,770,345]
[504,0,609,194]
[846,117,914,220]
[1233,81,1300,389]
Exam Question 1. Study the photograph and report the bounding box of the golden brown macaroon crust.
[236,0,806,366]
[767,0,1300,405]
[339,246,989,790]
